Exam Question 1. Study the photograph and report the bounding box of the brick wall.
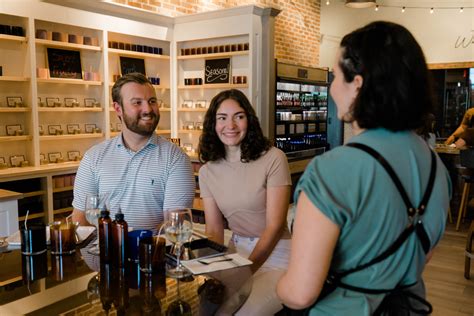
[112,0,321,67]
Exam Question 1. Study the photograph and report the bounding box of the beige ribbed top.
[199,147,292,237]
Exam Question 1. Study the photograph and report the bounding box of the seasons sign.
[205,58,231,84]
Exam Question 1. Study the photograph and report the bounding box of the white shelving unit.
[0,0,279,223]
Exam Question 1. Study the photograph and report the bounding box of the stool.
[456,148,474,231]
[465,220,474,279]
[456,169,474,230]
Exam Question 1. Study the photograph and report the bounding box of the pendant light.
[345,0,377,8]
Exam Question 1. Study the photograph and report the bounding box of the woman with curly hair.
[198,89,292,315]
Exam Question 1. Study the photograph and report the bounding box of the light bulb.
[401,7,405,13]
[430,7,434,14]
[375,5,379,11]
[326,0,330,5]
[460,7,464,13]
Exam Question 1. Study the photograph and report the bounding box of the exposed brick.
[112,0,321,66]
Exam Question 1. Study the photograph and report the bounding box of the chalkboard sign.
[205,58,231,84]
[120,56,146,76]
[47,48,82,79]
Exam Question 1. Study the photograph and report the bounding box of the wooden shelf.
[39,107,103,112]
[37,78,102,85]
[0,76,29,82]
[0,135,32,142]
[23,190,47,198]
[160,108,171,112]
[40,133,103,141]
[108,82,169,89]
[178,129,202,134]
[35,38,101,51]
[177,50,248,60]
[110,130,170,137]
[108,48,170,60]
[54,207,74,215]
[0,34,27,43]
[178,83,248,89]
[53,186,74,193]
[178,108,207,112]
[19,212,45,221]
[156,130,171,134]
[0,107,31,112]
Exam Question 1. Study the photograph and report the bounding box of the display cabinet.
[274,63,329,154]
[0,13,32,169]
[175,35,250,155]
[0,0,279,226]
[34,19,105,166]
[107,31,171,137]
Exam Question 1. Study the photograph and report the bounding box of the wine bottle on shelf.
[112,208,128,268]
[98,207,113,264]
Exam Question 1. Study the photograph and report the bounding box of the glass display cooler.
[273,62,342,160]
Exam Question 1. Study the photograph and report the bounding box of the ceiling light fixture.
[345,0,376,9]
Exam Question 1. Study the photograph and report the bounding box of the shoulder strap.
[334,142,437,278]
[346,143,437,217]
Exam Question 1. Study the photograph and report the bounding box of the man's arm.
[72,208,92,226]
[163,149,195,210]
[446,124,467,144]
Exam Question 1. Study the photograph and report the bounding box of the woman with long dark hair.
[198,89,292,315]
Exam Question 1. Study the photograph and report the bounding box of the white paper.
[182,253,252,275]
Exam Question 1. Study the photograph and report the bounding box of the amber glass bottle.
[112,209,128,268]
[98,208,113,264]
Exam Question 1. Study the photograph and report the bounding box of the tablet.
[166,238,227,262]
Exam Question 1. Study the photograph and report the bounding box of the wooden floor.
[424,220,474,316]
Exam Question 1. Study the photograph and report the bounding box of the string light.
[328,2,474,13]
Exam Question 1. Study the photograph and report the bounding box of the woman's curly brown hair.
[198,89,271,163]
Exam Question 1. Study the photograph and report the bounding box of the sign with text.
[205,58,230,84]
[47,48,82,79]
[119,56,146,76]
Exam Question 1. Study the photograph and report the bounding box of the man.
[72,73,195,231]
[445,107,474,145]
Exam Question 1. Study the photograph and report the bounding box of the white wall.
[320,0,474,68]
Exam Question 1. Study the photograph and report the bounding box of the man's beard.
[122,111,160,136]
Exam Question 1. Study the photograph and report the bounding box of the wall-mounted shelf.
[0,136,32,142]
[39,107,103,112]
[108,48,170,60]
[37,78,102,85]
[178,129,202,134]
[0,34,27,43]
[35,38,101,51]
[54,207,73,215]
[0,107,31,112]
[178,83,248,90]
[177,50,248,60]
[178,108,207,112]
[53,186,74,193]
[0,76,29,82]
[40,133,103,141]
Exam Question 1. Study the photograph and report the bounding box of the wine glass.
[85,193,109,255]
[162,208,193,279]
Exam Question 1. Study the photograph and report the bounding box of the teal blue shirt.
[294,128,451,315]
